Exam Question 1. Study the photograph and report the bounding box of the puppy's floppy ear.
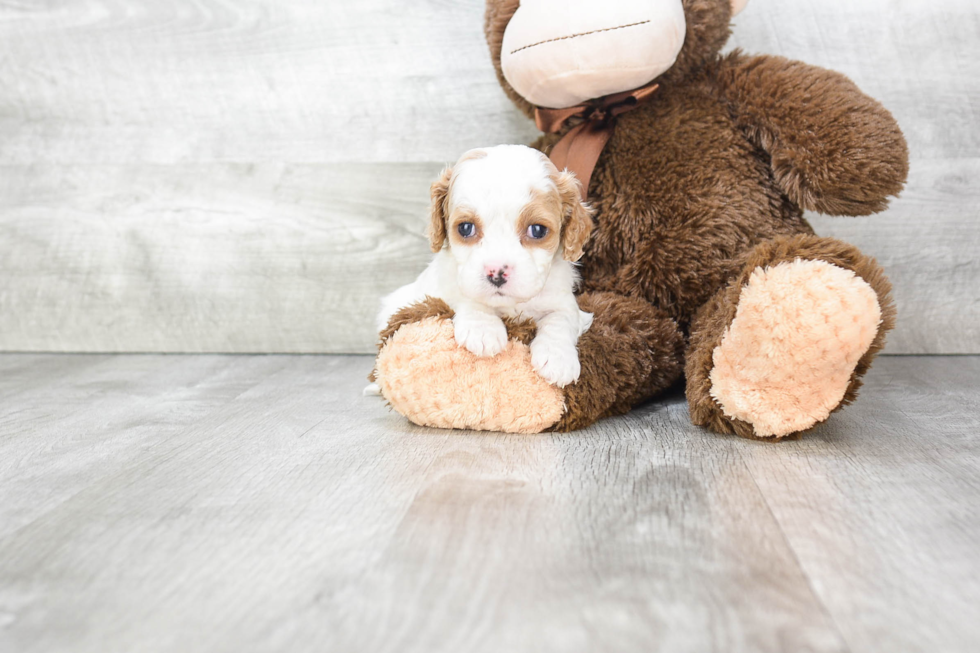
[555,170,594,262]
[427,166,453,253]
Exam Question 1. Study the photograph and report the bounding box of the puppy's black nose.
[487,270,507,287]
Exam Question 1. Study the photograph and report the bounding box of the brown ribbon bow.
[534,81,660,197]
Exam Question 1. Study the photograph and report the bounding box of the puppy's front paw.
[453,314,508,357]
[531,338,581,387]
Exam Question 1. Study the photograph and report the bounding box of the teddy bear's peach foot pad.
[709,260,882,438]
[375,317,564,434]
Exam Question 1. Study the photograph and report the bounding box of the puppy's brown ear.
[428,166,453,253]
[556,171,594,261]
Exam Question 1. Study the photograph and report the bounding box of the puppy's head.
[428,144,593,305]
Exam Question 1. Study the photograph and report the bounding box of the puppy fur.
[377,144,595,387]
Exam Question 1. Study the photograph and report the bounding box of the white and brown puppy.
[377,144,595,387]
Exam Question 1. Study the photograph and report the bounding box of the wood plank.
[1,159,976,354]
[730,0,980,160]
[0,163,440,353]
[809,158,980,354]
[320,403,846,653]
[0,354,293,540]
[0,0,973,164]
[0,353,849,653]
[0,0,976,354]
[734,356,980,653]
[0,0,538,165]
[0,354,111,399]
[1,354,979,650]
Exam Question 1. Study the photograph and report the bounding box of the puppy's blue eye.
[457,222,476,238]
[527,224,548,239]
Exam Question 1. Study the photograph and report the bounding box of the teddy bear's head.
[485,0,745,116]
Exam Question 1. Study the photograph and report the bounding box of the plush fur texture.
[708,258,882,438]
[554,291,686,432]
[686,235,897,441]
[374,294,685,433]
[376,0,908,438]
[375,309,565,434]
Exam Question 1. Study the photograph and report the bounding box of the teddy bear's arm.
[715,52,909,216]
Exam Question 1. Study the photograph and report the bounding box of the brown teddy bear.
[373,0,908,440]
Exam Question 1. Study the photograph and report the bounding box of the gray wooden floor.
[1,354,978,652]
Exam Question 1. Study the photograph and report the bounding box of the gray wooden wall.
[0,0,976,354]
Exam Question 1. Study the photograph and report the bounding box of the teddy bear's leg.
[685,235,896,441]
[373,293,685,433]
[553,292,686,431]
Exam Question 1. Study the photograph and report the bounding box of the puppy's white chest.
[494,299,542,323]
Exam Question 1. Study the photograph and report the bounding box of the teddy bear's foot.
[373,293,685,433]
[709,259,881,437]
[686,235,896,441]
[377,314,565,433]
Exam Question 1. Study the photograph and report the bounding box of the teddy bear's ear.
[428,166,453,253]
[555,171,595,262]
[731,0,748,16]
